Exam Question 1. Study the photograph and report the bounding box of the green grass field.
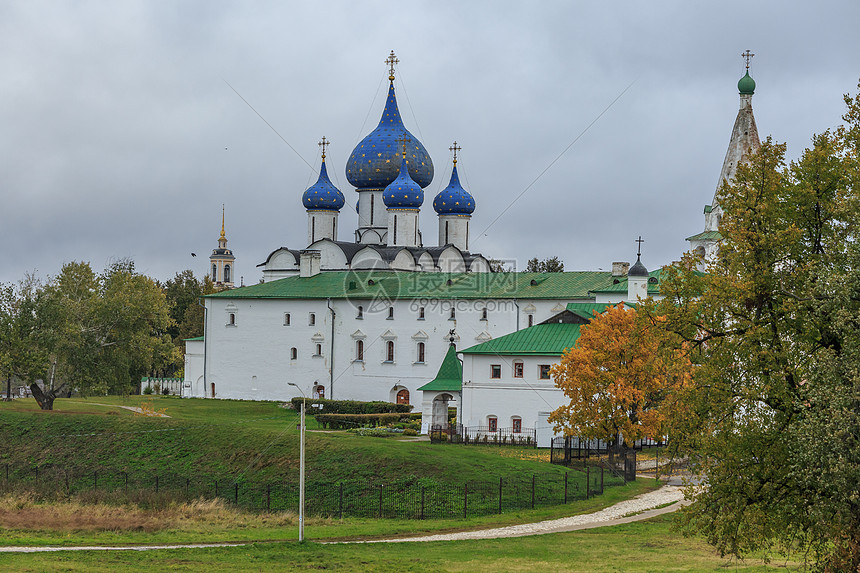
[0,396,798,571]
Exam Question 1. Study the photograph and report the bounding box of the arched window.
[512,417,522,433]
[488,416,498,432]
[315,343,322,356]
[386,340,395,362]
[309,313,316,326]
[224,265,231,283]
[418,307,425,320]
[290,347,297,360]
[356,340,364,361]
[212,263,217,279]
[417,342,425,363]
[449,307,456,320]
[228,313,236,326]
[396,389,410,405]
[528,314,534,327]
[284,313,291,326]
[357,306,363,319]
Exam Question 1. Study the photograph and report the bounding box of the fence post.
[463,483,468,519]
[531,475,535,509]
[420,485,425,520]
[234,482,239,505]
[564,472,568,504]
[498,477,503,514]
[586,466,590,499]
[339,482,344,519]
[600,465,604,495]
[378,485,383,519]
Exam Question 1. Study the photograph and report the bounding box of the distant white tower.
[210,206,235,288]
[687,50,761,267]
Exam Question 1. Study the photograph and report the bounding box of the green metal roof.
[564,302,615,320]
[460,323,581,356]
[589,269,662,295]
[418,344,463,392]
[207,271,618,301]
[685,230,722,242]
[184,336,205,342]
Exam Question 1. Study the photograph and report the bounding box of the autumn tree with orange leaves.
[548,304,691,451]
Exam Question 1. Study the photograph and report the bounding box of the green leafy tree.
[0,277,51,401]
[162,270,215,348]
[657,84,860,570]
[525,256,564,273]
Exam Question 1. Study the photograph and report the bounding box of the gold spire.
[219,204,226,241]
[449,141,461,165]
[318,136,329,161]
[385,50,399,82]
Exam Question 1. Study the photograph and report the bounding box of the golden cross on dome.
[318,136,329,160]
[742,49,754,70]
[635,235,644,257]
[449,141,461,165]
[386,50,399,81]
[396,135,409,158]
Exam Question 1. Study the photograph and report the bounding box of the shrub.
[314,413,405,430]
[142,386,153,395]
[402,428,418,437]
[290,397,412,415]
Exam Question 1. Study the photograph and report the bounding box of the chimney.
[299,250,321,278]
[612,262,630,276]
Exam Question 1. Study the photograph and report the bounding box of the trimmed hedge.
[314,413,405,430]
[290,397,412,415]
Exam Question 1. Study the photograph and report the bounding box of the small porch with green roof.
[418,344,463,434]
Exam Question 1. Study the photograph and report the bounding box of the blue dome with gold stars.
[383,155,423,209]
[433,164,474,215]
[302,160,345,211]
[345,82,434,190]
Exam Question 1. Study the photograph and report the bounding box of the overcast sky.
[2,1,859,285]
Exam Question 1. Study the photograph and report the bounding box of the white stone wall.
[307,210,339,244]
[183,339,205,397]
[202,294,581,405]
[386,209,421,247]
[437,214,470,251]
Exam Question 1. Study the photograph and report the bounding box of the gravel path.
[0,484,685,552]
[343,484,686,543]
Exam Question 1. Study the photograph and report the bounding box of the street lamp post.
[288,382,306,542]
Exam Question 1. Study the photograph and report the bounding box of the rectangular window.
[481,308,488,321]
[315,343,322,357]
[356,340,364,361]
[387,307,394,320]
[418,307,425,320]
[284,313,291,326]
[528,314,534,327]
[512,419,522,433]
[539,365,551,380]
[309,313,316,326]
[488,417,498,432]
[417,342,425,363]
[491,364,501,379]
[386,340,395,363]
[513,363,524,378]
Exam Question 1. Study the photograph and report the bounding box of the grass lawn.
[0,515,797,572]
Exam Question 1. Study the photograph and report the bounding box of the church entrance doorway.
[431,393,452,428]
[210,383,215,398]
[396,389,410,404]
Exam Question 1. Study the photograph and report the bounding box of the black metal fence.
[550,436,665,482]
[429,424,537,447]
[0,461,624,519]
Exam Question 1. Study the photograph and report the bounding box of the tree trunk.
[30,382,65,411]
[4,377,10,402]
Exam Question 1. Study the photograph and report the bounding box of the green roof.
[564,302,615,321]
[589,269,662,295]
[685,230,722,242]
[207,271,618,301]
[184,336,205,342]
[460,323,581,356]
[418,344,463,392]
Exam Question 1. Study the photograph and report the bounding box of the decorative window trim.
[415,341,426,364]
[383,340,395,363]
[380,329,397,340]
[311,332,325,343]
[351,329,367,340]
[354,339,364,362]
[411,330,429,340]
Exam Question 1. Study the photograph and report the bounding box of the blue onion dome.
[345,82,434,190]
[302,158,345,211]
[383,154,423,208]
[433,163,475,215]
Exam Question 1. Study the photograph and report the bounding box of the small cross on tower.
[742,49,754,70]
[449,141,461,165]
[385,50,399,81]
[318,136,329,160]
[396,134,409,158]
[635,235,645,258]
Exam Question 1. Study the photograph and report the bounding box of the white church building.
[184,52,762,439]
